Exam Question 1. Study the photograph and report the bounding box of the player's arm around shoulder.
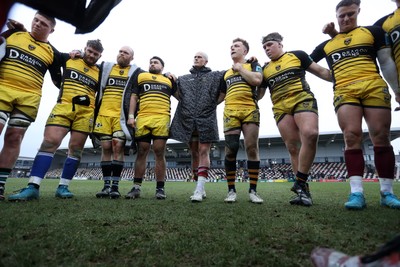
[307,61,332,82]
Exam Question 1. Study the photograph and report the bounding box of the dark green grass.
[1,179,399,267]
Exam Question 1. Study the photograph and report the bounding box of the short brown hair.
[336,0,360,10]
[233,38,250,53]
[36,11,56,28]
[86,39,104,53]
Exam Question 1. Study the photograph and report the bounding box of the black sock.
[296,171,309,187]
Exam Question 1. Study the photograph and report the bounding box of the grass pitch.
[1,178,399,267]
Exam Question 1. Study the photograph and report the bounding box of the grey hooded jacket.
[170,66,224,143]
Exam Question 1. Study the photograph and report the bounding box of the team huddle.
[0,0,400,210]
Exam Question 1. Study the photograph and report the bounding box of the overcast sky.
[2,0,400,157]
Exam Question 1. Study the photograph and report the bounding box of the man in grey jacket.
[170,51,224,202]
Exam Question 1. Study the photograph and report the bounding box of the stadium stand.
[11,130,400,181]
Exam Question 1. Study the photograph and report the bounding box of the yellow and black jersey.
[58,57,100,108]
[98,64,131,117]
[310,26,387,88]
[261,51,314,105]
[220,61,262,109]
[375,9,400,84]
[0,31,61,95]
[131,70,177,116]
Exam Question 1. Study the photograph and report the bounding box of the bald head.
[117,46,134,67]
